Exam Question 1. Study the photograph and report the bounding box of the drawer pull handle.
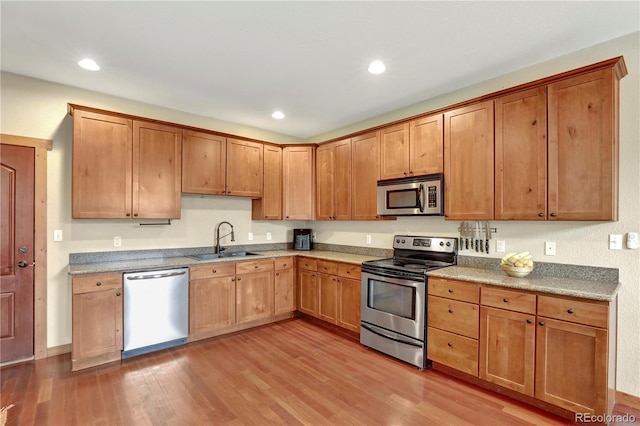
[447,342,453,347]
[448,309,453,314]
[448,289,454,293]
[503,298,509,303]
[567,309,574,314]
[96,282,102,286]
[538,321,545,326]
[526,319,532,324]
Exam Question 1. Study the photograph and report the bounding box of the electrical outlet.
[53,229,63,242]
[113,236,122,247]
[248,232,254,241]
[312,232,316,240]
[545,241,556,256]
[609,234,622,250]
[266,232,272,241]
[627,232,639,249]
[496,240,505,253]
[366,234,372,244]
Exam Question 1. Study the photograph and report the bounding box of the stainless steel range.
[360,235,457,369]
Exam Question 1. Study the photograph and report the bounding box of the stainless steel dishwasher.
[122,267,189,359]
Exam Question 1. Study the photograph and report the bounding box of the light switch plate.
[53,229,63,242]
[627,232,639,249]
[609,234,622,250]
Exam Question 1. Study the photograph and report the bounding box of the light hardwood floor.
[1,319,638,425]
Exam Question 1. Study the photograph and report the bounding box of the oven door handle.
[417,183,425,213]
[361,323,423,348]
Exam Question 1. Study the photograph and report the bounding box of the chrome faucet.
[215,221,235,253]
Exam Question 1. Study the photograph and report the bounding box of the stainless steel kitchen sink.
[188,251,260,261]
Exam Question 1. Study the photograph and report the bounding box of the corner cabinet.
[252,144,283,220]
[72,107,182,219]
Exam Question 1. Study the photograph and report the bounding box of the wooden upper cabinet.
[495,87,547,220]
[351,132,380,220]
[181,130,226,195]
[72,109,182,219]
[252,144,282,220]
[547,68,619,221]
[72,109,133,219]
[283,146,315,220]
[379,123,410,180]
[444,100,494,220]
[409,114,444,176]
[226,138,263,198]
[316,139,351,220]
[133,121,182,219]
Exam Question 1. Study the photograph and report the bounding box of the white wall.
[2,31,639,397]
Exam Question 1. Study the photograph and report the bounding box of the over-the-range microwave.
[377,174,444,216]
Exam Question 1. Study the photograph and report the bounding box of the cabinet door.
[338,277,360,332]
[226,138,263,198]
[72,287,123,365]
[236,271,274,323]
[274,268,295,315]
[297,269,317,316]
[317,273,338,324]
[548,69,618,220]
[535,317,608,415]
[444,101,494,220]
[181,130,226,195]
[479,307,535,396]
[133,121,182,219]
[351,132,380,220]
[189,276,236,335]
[283,146,315,219]
[316,143,335,220]
[334,139,352,220]
[252,145,282,220]
[72,110,133,218]
[409,114,443,176]
[379,123,410,180]
[495,88,547,220]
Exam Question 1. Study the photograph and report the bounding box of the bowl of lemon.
[500,252,534,277]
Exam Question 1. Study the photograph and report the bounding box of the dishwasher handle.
[126,270,187,280]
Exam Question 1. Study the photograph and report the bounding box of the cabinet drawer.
[298,257,317,271]
[338,263,361,280]
[274,256,294,271]
[317,259,338,275]
[427,327,478,376]
[428,277,479,304]
[236,259,274,274]
[481,286,536,314]
[190,262,236,280]
[73,273,122,294]
[428,296,479,339]
[537,295,608,328]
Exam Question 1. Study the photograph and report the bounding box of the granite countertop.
[428,266,620,302]
[68,249,382,276]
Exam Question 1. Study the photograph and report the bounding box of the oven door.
[360,271,425,341]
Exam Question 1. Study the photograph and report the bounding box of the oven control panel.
[393,235,457,253]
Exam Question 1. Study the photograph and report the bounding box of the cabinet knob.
[254,265,259,269]
[567,309,574,314]
[526,319,533,324]
[538,212,544,217]
[231,278,236,282]
[448,309,453,314]
[126,213,131,217]
[212,269,217,273]
[538,321,545,326]
[134,213,138,217]
[237,277,241,281]
[550,212,557,217]
[276,272,279,276]
[96,282,102,286]
[503,298,509,303]
[116,292,121,297]
[448,289,454,293]
[447,342,453,347]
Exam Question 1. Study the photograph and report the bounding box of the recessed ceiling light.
[272,111,285,119]
[368,60,386,75]
[78,58,100,71]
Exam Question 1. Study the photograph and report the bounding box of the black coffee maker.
[293,229,313,251]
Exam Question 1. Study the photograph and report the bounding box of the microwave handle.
[417,183,425,213]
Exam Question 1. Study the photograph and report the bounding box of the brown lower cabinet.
[428,276,616,418]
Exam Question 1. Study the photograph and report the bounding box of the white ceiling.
[2,1,639,139]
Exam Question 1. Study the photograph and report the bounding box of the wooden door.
[444,101,494,220]
[535,317,608,414]
[317,273,338,324]
[548,69,617,220]
[181,130,226,195]
[133,121,182,218]
[316,143,335,220]
[297,269,317,316]
[189,276,236,334]
[495,88,547,220]
[479,307,535,396]
[252,145,282,220]
[226,138,263,198]
[333,139,352,220]
[72,110,133,218]
[351,132,380,220]
[338,277,360,332]
[236,271,274,323]
[409,114,443,176]
[1,145,35,362]
[379,123,410,179]
[274,268,295,315]
[283,146,314,220]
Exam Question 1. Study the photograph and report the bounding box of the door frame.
[1,133,51,360]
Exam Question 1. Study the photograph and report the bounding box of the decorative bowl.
[501,264,534,278]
